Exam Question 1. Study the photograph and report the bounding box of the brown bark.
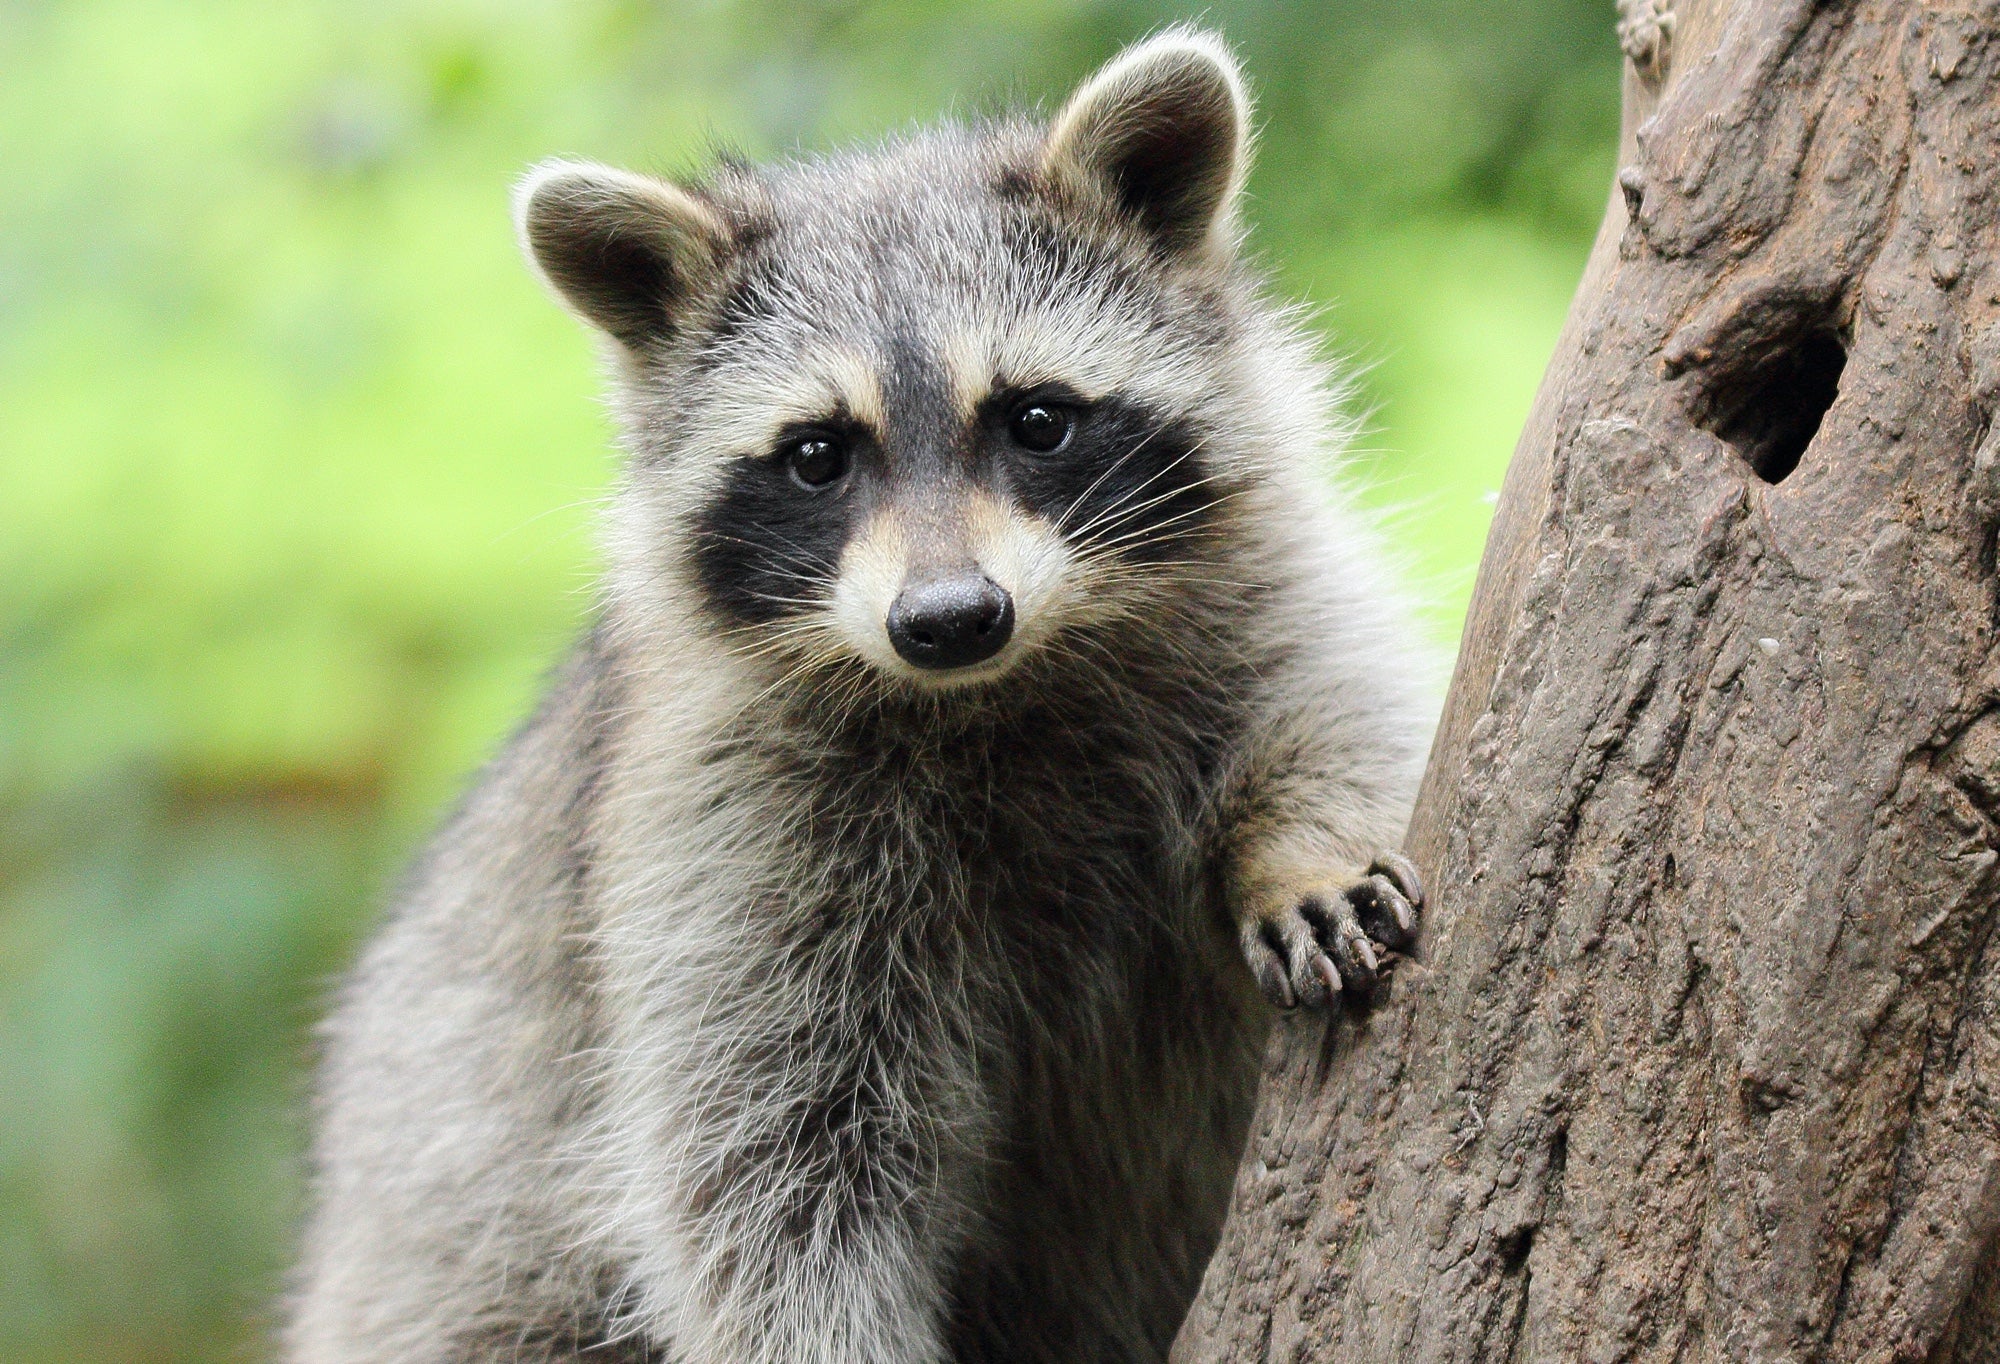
[1174,2,2000,1360]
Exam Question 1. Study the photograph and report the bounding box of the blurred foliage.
[0,0,1618,1359]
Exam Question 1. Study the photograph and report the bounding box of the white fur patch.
[963,493,1075,661]
[828,510,912,674]
[936,301,1214,428]
[694,345,886,457]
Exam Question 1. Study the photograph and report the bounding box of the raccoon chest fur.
[587,678,1265,1362]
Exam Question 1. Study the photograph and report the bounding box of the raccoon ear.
[1041,30,1250,260]
[514,160,731,351]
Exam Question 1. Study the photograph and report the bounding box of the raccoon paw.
[1239,853,1424,1010]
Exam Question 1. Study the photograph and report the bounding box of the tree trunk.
[1174,2,2000,1360]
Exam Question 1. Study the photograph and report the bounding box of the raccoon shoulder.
[315,628,624,1121]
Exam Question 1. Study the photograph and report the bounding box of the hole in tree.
[1694,328,1847,485]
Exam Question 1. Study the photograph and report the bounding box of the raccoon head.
[517,31,1323,699]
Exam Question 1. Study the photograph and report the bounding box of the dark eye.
[1008,401,1074,454]
[784,434,849,490]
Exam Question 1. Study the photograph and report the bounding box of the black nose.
[887,573,1015,670]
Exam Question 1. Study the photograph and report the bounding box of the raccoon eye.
[784,434,850,490]
[1008,401,1074,454]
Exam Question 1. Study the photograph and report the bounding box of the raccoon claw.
[1350,852,1424,948]
[1240,855,1424,1011]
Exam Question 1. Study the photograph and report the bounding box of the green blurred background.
[0,1,1617,1358]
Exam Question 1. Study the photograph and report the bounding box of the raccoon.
[288,29,1436,1364]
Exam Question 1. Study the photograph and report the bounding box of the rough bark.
[1174,2,2000,1360]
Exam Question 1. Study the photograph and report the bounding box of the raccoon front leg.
[609,969,984,1364]
[625,1109,969,1364]
[1233,849,1424,1009]
[1217,583,1434,1010]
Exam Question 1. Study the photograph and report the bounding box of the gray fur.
[289,30,1436,1364]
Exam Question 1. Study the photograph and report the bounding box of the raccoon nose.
[887,573,1015,670]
